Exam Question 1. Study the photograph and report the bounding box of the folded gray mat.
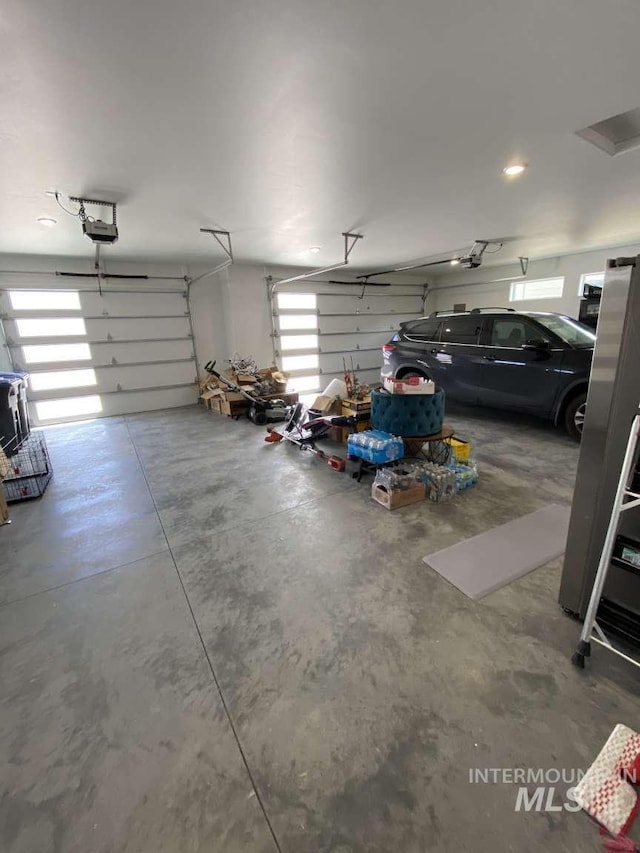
[423,504,571,600]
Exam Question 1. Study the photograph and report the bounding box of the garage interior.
[2,1,640,851]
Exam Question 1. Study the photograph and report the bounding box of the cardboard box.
[0,487,8,524]
[0,446,9,480]
[202,395,222,413]
[383,377,435,395]
[311,395,341,414]
[451,437,470,463]
[371,482,425,510]
[329,417,371,445]
[220,398,248,418]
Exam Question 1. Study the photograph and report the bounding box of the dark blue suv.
[381,308,596,440]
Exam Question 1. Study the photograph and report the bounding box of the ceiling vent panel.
[576,107,640,156]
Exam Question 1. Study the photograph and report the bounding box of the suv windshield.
[526,313,596,348]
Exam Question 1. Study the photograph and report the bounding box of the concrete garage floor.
[1,405,639,853]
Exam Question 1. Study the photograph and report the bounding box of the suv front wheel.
[564,392,586,442]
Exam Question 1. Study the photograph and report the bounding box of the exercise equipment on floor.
[265,402,356,472]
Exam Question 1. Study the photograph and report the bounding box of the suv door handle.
[483,354,496,361]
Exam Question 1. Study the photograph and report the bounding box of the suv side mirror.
[522,339,550,351]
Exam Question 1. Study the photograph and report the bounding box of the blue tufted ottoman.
[371,388,445,437]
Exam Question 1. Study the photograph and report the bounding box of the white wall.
[427,242,640,318]
[219,264,274,367]
[188,270,228,375]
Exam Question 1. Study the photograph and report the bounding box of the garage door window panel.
[6,286,195,424]
[16,318,87,338]
[22,343,92,364]
[29,369,97,392]
[9,290,81,311]
[278,314,318,331]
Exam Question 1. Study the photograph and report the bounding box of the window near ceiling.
[9,290,81,311]
[509,277,564,302]
[16,318,87,338]
[579,272,605,295]
[22,343,92,364]
[29,369,97,392]
[35,395,103,421]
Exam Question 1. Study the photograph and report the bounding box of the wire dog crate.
[1,432,52,503]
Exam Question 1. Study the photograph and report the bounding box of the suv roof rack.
[428,306,516,318]
[469,306,515,313]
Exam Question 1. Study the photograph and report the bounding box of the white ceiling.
[2,0,640,270]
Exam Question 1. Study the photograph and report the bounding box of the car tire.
[564,392,587,442]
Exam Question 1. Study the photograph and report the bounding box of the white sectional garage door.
[273,284,425,395]
[1,283,197,425]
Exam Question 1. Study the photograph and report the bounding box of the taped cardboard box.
[200,390,222,412]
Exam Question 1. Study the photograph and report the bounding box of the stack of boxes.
[311,393,372,444]
[199,366,299,418]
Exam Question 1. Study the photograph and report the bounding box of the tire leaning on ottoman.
[371,388,445,438]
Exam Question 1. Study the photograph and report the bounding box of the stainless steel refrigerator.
[559,256,640,641]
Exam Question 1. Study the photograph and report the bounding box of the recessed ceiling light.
[503,163,527,176]
[450,258,460,266]
[309,246,321,254]
[37,217,57,227]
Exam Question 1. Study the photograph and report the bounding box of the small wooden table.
[402,424,455,464]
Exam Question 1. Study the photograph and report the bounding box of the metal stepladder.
[572,407,640,669]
